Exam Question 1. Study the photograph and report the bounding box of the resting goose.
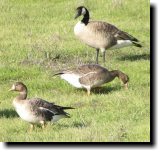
[9,82,74,130]
[74,6,142,64]
[54,64,129,95]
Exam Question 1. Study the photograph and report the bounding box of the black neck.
[81,10,89,25]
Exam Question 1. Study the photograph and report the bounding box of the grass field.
[0,0,150,142]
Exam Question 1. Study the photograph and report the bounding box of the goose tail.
[132,41,142,48]
[53,72,64,76]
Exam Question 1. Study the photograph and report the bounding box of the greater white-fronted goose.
[74,6,142,64]
[54,64,129,95]
[9,82,74,130]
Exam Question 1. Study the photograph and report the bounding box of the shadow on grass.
[54,123,72,129]
[0,109,18,118]
[74,86,121,95]
[117,53,150,61]
[72,121,90,128]
[92,85,121,95]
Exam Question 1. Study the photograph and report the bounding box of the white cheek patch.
[81,8,86,15]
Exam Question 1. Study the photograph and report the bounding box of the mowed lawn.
[0,0,150,142]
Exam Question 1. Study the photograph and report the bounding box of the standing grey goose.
[54,64,129,95]
[9,82,74,130]
[74,6,142,64]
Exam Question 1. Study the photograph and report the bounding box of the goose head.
[74,6,88,19]
[118,73,129,89]
[9,82,27,93]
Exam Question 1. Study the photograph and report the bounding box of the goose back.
[78,65,114,87]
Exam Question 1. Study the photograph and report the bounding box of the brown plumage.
[74,6,142,64]
[9,82,74,130]
[54,64,129,95]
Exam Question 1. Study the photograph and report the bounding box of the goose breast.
[74,21,116,49]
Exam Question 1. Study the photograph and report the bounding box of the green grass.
[0,0,150,142]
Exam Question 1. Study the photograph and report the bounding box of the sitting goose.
[74,6,142,64]
[54,64,129,95]
[9,82,74,130]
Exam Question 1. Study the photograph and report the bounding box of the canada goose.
[74,6,142,64]
[54,64,129,95]
[9,82,74,130]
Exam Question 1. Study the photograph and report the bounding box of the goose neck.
[81,11,89,25]
[16,91,27,100]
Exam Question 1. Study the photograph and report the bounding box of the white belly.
[61,73,82,88]
[13,101,39,123]
[110,40,133,49]
[52,115,65,122]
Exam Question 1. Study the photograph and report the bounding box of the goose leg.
[96,49,99,64]
[40,121,45,129]
[103,51,106,63]
[87,89,90,96]
[28,124,34,132]
[124,82,129,90]
[86,87,91,96]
